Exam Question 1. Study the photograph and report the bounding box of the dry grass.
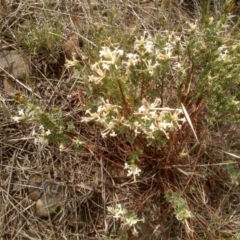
[1,0,240,240]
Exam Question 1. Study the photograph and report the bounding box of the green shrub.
[77,13,240,152]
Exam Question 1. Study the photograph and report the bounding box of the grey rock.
[0,50,29,79]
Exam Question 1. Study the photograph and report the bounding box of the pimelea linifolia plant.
[78,13,239,159]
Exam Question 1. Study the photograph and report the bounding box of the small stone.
[108,165,128,183]
[35,196,61,218]
[0,50,29,79]
[28,174,47,201]
[29,177,66,218]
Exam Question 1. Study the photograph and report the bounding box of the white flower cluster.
[108,204,142,229]
[31,125,50,146]
[11,106,52,147]
[81,97,186,139]
[166,192,193,223]
[82,32,187,140]
[89,46,124,84]
[217,44,229,62]
[124,163,141,182]
[11,108,25,122]
[135,31,181,60]
[88,31,182,85]
[81,98,122,138]
[11,105,43,123]
[176,209,193,222]
[64,53,79,68]
[132,98,186,139]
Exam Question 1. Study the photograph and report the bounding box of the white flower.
[144,39,155,53]
[143,59,159,76]
[133,121,141,128]
[108,204,142,228]
[134,33,156,55]
[11,116,21,122]
[149,123,156,132]
[64,54,79,68]
[176,209,193,221]
[110,131,117,137]
[101,63,110,70]
[124,163,130,169]
[81,111,100,123]
[218,45,227,52]
[99,46,112,59]
[45,129,51,136]
[126,53,140,66]
[163,42,173,52]
[141,115,150,121]
[124,163,141,182]
[89,75,103,85]
[59,143,64,151]
[85,109,92,115]
[188,21,197,31]
[107,206,121,219]
[31,129,36,136]
[216,45,230,61]
[134,128,140,136]
[218,50,229,61]
[11,108,27,122]
[232,100,239,105]
[172,62,182,70]
[18,109,24,116]
[209,17,214,25]
[33,136,48,146]
[97,98,119,114]
[149,110,157,118]
[138,105,146,113]
[74,138,84,146]
[117,49,124,56]
[108,204,127,219]
[125,215,142,227]
[82,99,121,137]
[159,120,173,130]
[163,42,174,59]
[134,35,147,51]
[101,121,116,138]
[89,61,107,84]
[89,62,107,84]
[133,121,141,135]
[99,46,124,66]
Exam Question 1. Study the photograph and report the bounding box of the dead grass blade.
[181,103,199,143]
[222,150,240,159]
